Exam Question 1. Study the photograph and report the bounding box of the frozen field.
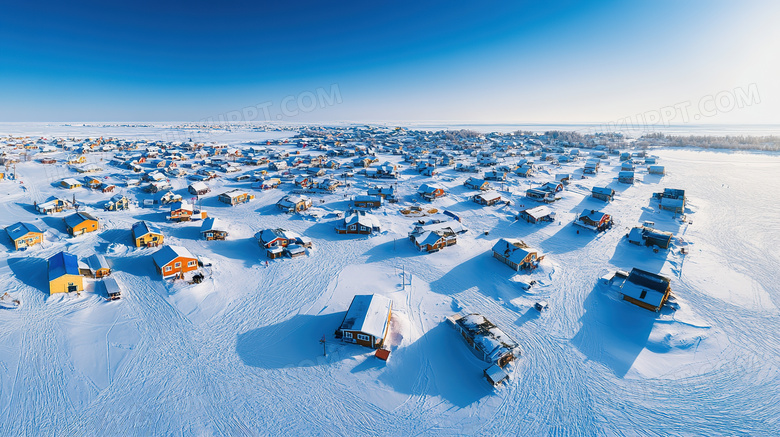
[0,129,778,436]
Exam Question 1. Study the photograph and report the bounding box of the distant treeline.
[639,133,780,151]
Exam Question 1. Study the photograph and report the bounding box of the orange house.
[151,245,198,279]
[63,212,99,237]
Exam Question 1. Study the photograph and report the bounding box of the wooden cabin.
[472,191,502,206]
[335,213,381,235]
[492,238,541,271]
[276,195,312,213]
[464,177,490,191]
[575,209,613,232]
[417,183,446,201]
[200,217,229,240]
[336,294,393,349]
[525,188,555,203]
[619,268,672,312]
[352,195,383,209]
[618,171,635,184]
[188,181,210,196]
[591,186,615,202]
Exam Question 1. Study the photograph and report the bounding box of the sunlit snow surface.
[0,127,778,435]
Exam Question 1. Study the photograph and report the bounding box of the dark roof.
[627,268,670,293]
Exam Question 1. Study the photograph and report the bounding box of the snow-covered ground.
[0,129,778,435]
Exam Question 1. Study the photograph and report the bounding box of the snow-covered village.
[3,1,780,435]
[0,123,778,435]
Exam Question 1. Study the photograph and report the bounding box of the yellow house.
[67,155,87,164]
[47,251,84,294]
[60,178,82,189]
[63,212,99,237]
[131,221,164,247]
[4,222,44,250]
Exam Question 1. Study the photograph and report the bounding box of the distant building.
[591,186,615,202]
[218,189,254,206]
[336,213,381,235]
[276,195,312,213]
[627,226,673,249]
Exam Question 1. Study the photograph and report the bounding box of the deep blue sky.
[1,1,778,123]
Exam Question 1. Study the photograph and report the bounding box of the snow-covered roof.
[579,209,608,222]
[189,181,208,191]
[522,206,553,220]
[200,217,224,232]
[621,269,671,309]
[132,220,162,237]
[339,294,392,339]
[5,222,42,240]
[475,191,502,202]
[492,238,536,264]
[152,245,196,267]
[345,213,380,229]
[63,212,97,229]
[86,254,110,271]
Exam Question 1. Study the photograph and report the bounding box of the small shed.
[102,277,123,300]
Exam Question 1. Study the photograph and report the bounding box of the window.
[343,332,353,339]
[639,290,648,299]
[187,261,196,267]
[174,262,181,268]
[165,266,172,272]
[357,334,370,342]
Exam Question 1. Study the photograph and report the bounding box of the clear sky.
[1,0,778,124]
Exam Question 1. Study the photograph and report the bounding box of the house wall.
[49,274,84,294]
[135,233,163,247]
[13,232,43,250]
[158,256,198,278]
[623,294,662,312]
[493,252,520,271]
[70,220,98,236]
